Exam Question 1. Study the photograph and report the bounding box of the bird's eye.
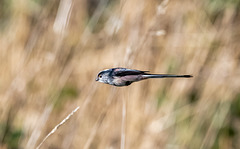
[99,75,102,78]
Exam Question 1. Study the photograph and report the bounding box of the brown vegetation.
[0,0,240,148]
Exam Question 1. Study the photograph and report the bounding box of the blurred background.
[0,0,240,148]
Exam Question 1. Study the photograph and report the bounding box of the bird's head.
[95,70,110,84]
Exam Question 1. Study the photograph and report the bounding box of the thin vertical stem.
[121,91,127,149]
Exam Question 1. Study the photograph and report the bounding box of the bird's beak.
[96,77,99,81]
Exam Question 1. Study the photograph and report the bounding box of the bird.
[96,67,192,87]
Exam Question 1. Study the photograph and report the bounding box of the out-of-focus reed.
[0,0,240,148]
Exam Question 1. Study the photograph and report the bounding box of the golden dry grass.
[0,0,240,148]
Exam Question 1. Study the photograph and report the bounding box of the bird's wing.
[113,68,149,76]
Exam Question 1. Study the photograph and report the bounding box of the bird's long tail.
[143,74,193,79]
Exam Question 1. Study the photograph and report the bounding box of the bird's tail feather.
[143,74,193,78]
